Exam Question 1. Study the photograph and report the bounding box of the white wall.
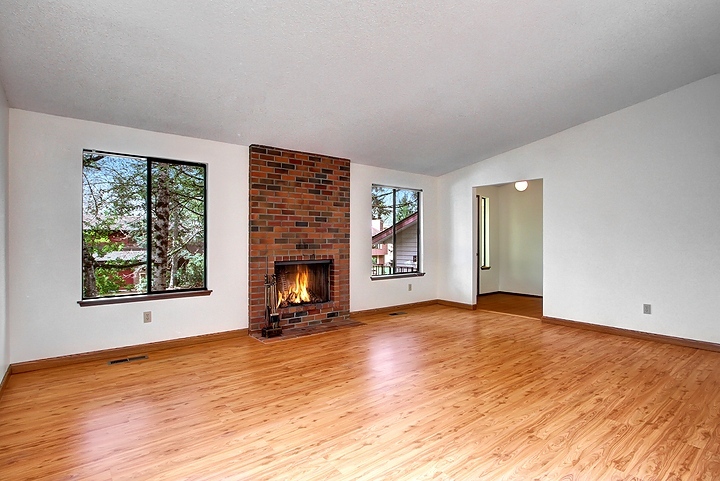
[497,180,543,295]
[350,163,438,311]
[0,84,8,375]
[439,74,720,343]
[8,110,248,363]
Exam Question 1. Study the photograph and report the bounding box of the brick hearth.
[248,145,350,335]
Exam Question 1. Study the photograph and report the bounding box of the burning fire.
[278,265,312,307]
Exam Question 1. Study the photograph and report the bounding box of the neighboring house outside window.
[371,185,423,278]
[81,150,207,300]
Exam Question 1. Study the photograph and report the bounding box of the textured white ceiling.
[1,1,719,175]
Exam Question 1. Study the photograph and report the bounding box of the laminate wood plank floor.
[476,293,543,319]
[2,304,720,480]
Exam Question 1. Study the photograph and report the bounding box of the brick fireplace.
[248,145,350,335]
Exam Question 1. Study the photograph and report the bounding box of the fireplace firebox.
[274,260,332,308]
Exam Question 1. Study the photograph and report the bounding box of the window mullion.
[146,159,153,294]
[392,189,397,275]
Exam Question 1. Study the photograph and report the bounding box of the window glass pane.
[82,153,147,298]
[395,189,418,223]
[393,189,419,273]
[150,162,206,292]
[371,186,393,275]
[481,196,490,268]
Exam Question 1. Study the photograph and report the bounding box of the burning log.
[278,289,325,308]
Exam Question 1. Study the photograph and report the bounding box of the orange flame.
[293,266,311,303]
[278,265,311,306]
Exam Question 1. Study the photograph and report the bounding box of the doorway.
[474,179,543,310]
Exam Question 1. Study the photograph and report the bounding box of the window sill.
[371,272,426,281]
[78,289,212,307]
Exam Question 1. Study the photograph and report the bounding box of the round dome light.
[514,181,528,192]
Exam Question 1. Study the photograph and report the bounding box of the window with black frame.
[81,150,207,300]
[371,185,422,278]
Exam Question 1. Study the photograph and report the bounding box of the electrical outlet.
[643,304,651,315]
[143,311,152,323]
[408,283,412,292]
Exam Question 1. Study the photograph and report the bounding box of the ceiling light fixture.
[514,180,528,192]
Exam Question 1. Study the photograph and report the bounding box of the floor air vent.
[388,312,407,316]
[108,355,148,365]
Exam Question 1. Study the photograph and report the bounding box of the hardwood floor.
[2,304,720,480]
[476,292,543,319]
